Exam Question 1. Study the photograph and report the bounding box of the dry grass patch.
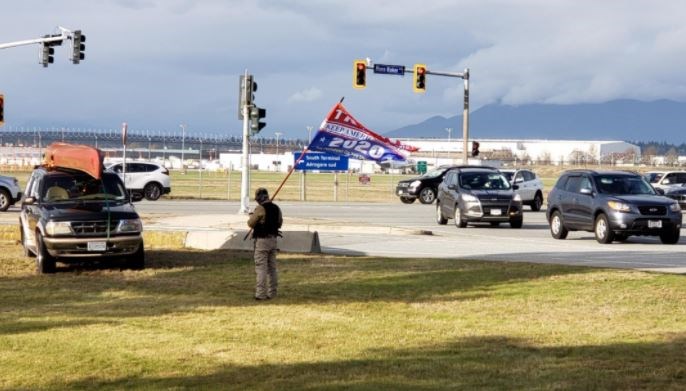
[1,244,686,390]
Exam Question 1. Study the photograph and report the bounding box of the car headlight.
[670,202,681,212]
[117,218,143,233]
[45,221,72,236]
[513,193,522,202]
[607,200,631,212]
[462,194,479,203]
[409,180,421,189]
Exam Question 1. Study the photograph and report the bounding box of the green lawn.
[2,241,686,390]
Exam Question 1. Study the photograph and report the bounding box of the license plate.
[648,220,662,229]
[87,241,107,251]
[490,209,502,216]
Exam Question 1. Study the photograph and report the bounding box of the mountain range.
[385,99,686,144]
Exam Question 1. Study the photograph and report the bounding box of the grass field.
[2,240,686,390]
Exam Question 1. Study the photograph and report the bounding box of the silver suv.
[500,169,544,211]
[0,174,22,211]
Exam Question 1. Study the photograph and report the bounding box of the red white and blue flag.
[307,102,419,164]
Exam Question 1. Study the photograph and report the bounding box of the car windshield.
[644,173,664,183]
[460,172,511,190]
[595,175,656,195]
[42,172,127,202]
[420,168,446,179]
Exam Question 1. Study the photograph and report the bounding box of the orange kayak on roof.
[43,143,104,179]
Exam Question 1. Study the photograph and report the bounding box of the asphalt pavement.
[3,199,685,274]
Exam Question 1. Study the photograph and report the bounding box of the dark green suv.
[19,166,145,273]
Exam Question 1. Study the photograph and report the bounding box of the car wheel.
[35,232,56,274]
[128,243,145,270]
[454,205,467,228]
[594,213,615,244]
[144,182,162,201]
[0,189,11,212]
[509,218,523,228]
[659,227,680,244]
[400,196,416,204]
[531,192,543,212]
[419,188,437,204]
[436,202,447,225]
[550,211,568,239]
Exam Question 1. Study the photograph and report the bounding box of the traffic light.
[0,94,4,127]
[72,30,86,64]
[353,59,366,89]
[471,141,480,157]
[250,106,267,134]
[41,43,55,67]
[413,64,426,93]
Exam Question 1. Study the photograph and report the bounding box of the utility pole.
[445,127,452,142]
[306,126,313,144]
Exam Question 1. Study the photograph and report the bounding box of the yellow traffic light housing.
[413,64,427,93]
[353,59,367,89]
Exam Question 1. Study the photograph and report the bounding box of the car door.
[560,175,582,227]
[439,171,457,217]
[575,175,595,230]
[20,172,42,250]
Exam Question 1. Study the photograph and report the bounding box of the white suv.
[0,174,22,211]
[644,171,686,193]
[500,169,545,211]
[107,162,171,201]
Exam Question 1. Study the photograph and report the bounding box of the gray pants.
[254,237,278,299]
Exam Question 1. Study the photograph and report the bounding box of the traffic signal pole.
[356,60,470,164]
[239,71,251,214]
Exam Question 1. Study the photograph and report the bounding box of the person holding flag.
[247,187,283,301]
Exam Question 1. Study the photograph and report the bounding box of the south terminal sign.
[293,151,349,171]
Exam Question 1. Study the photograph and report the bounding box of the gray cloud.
[1,0,685,138]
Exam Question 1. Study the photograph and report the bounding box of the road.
[131,199,686,273]
[4,200,685,273]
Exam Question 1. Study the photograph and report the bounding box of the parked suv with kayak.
[500,169,545,211]
[20,166,145,273]
[396,165,458,204]
[546,170,682,244]
[436,166,524,228]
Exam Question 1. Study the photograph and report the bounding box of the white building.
[402,139,641,164]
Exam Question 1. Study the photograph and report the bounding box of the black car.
[664,184,686,210]
[546,170,682,244]
[396,165,458,204]
[436,166,523,228]
[19,166,145,273]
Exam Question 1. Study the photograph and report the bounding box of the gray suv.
[546,170,682,244]
[436,166,523,228]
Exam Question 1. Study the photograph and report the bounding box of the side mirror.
[512,185,519,190]
[22,196,36,205]
[656,188,665,195]
[580,188,593,195]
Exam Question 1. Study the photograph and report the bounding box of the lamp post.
[275,131,282,155]
[445,127,452,142]
[179,124,186,171]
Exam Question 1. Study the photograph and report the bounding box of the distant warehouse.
[400,139,641,165]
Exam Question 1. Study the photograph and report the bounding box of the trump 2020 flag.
[307,102,419,164]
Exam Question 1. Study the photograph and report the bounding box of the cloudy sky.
[1,0,686,139]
